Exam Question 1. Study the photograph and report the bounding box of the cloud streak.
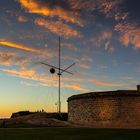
[0,52,17,66]
[0,40,51,57]
[0,51,43,67]
[115,23,140,49]
[0,67,87,91]
[92,79,126,87]
[17,0,83,26]
[65,84,88,91]
[35,18,81,38]
[0,41,39,53]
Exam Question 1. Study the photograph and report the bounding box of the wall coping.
[68,90,140,102]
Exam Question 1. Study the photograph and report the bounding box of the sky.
[0,0,140,118]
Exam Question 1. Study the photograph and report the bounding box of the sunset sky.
[0,0,140,118]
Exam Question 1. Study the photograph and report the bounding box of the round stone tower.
[137,85,140,92]
[68,86,140,128]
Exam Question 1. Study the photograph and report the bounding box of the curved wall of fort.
[68,88,140,128]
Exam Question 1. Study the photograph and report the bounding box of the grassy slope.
[0,128,140,140]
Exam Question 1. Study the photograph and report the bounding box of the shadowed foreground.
[0,128,140,140]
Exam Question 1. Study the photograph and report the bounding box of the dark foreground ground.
[0,128,140,140]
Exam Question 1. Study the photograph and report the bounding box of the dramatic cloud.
[97,0,124,18]
[0,67,59,87]
[17,0,128,41]
[17,0,126,26]
[0,40,51,57]
[1,67,87,91]
[115,23,140,49]
[17,0,83,26]
[0,41,40,53]
[69,0,125,19]
[35,18,81,38]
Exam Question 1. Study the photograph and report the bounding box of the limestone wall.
[68,95,140,128]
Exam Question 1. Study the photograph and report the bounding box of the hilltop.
[0,111,70,128]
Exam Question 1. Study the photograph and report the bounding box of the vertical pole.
[58,36,61,113]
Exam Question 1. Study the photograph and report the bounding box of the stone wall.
[68,95,140,128]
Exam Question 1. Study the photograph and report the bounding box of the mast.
[58,36,61,113]
[38,37,75,114]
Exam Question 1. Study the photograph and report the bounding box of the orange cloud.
[0,41,39,53]
[18,0,83,26]
[99,1,117,16]
[0,52,17,66]
[0,40,51,57]
[0,51,45,67]
[1,67,87,91]
[97,0,125,19]
[35,18,81,38]
[20,80,87,91]
[18,15,27,23]
[65,84,88,91]
[115,23,140,49]
[1,68,36,78]
[1,68,57,85]
[70,0,124,19]
[92,79,126,87]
